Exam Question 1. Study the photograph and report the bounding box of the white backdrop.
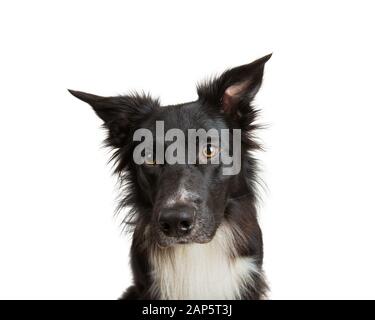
[1,0,374,299]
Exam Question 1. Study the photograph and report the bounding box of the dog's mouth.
[154,224,217,248]
[175,236,212,245]
[156,237,212,248]
[175,238,189,244]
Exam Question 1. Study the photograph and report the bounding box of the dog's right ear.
[68,90,126,124]
[68,90,159,148]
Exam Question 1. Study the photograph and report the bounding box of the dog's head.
[69,54,270,247]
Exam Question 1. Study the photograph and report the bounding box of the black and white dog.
[69,54,271,300]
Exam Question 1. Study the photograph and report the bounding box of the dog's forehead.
[142,101,228,132]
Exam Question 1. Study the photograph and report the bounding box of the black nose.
[158,206,195,237]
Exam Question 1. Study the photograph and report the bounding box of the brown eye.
[144,151,156,165]
[202,144,219,159]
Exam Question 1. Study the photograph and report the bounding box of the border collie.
[69,54,271,300]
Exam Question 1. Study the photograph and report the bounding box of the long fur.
[148,223,260,300]
[69,54,272,300]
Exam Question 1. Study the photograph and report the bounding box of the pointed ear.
[68,89,159,148]
[68,90,127,124]
[197,54,271,115]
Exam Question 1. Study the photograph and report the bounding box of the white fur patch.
[165,187,199,207]
[165,176,200,208]
[149,223,259,300]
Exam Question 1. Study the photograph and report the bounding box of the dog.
[69,54,271,300]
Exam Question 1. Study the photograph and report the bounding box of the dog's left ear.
[197,54,272,116]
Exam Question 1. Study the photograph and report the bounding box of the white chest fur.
[149,223,258,300]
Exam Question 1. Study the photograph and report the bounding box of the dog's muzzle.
[158,205,196,238]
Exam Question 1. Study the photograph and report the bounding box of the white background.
[0,0,374,299]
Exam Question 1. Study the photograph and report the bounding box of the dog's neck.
[148,222,259,300]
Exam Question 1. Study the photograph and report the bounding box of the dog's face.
[134,102,234,246]
[69,54,270,247]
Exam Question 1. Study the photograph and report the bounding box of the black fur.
[69,54,271,300]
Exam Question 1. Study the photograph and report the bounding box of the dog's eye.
[202,144,219,159]
[144,151,156,165]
